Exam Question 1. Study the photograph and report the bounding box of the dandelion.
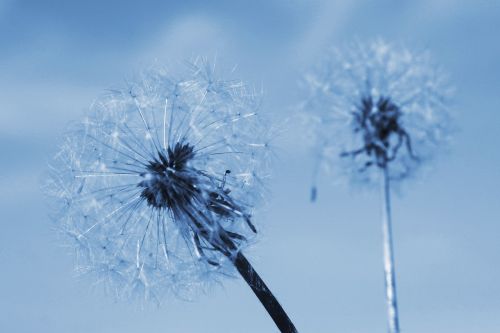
[45,60,298,333]
[301,40,452,333]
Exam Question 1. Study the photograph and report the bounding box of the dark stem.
[231,251,298,333]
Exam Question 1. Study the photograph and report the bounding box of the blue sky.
[1,1,499,332]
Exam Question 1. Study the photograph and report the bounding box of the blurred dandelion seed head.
[43,59,272,304]
[301,39,453,187]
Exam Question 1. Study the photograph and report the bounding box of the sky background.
[1,0,500,332]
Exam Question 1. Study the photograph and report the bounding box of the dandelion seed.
[300,39,452,333]
[44,60,298,333]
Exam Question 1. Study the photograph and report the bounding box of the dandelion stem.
[232,251,298,333]
[381,166,400,333]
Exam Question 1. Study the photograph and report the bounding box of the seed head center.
[139,142,197,210]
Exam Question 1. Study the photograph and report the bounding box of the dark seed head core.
[137,141,256,255]
[139,142,197,210]
[342,95,415,168]
[358,96,402,150]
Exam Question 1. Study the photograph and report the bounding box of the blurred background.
[1,1,499,332]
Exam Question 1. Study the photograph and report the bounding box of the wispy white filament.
[44,60,273,304]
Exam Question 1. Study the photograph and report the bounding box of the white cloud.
[290,1,357,66]
[137,14,229,64]
[0,82,98,138]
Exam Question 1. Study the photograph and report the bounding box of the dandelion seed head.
[301,39,452,188]
[44,59,271,304]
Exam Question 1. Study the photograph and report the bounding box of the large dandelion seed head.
[44,60,272,303]
[301,39,452,188]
